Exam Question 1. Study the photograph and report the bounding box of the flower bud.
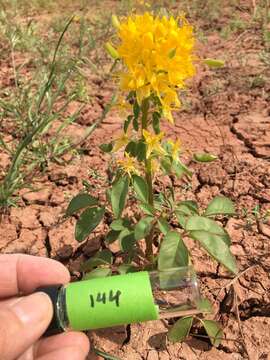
[73,15,81,23]
[203,58,225,69]
[194,153,218,162]
[168,48,177,59]
[105,42,119,60]
[112,15,120,29]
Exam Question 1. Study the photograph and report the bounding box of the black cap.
[37,285,64,337]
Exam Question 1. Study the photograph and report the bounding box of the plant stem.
[141,98,154,260]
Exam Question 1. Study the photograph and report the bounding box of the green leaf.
[154,193,166,211]
[134,216,154,240]
[172,160,192,178]
[201,320,223,347]
[139,203,155,216]
[133,116,139,131]
[193,153,218,162]
[177,200,199,214]
[66,193,98,216]
[158,231,189,270]
[111,175,129,218]
[83,267,111,280]
[132,174,149,203]
[175,200,199,228]
[133,101,140,119]
[99,142,113,153]
[152,112,161,134]
[81,250,113,272]
[158,217,170,235]
[136,140,147,161]
[110,218,131,231]
[125,141,138,157]
[75,206,105,242]
[124,115,133,133]
[204,196,235,217]
[189,230,238,274]
[196,298,213,313]
[161,157,172,174]
[105,229,120,244]
[168,316,193,343]
[185,216,231,245]
[117,264,137,274]
[119,229,136,253]
[133,101,140,131]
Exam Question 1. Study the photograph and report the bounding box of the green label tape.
[66,271,159,330]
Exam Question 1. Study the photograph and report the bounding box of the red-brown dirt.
[0,1,270,359]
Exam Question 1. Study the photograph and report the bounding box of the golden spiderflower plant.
[68,11,237,302]
[66,8,237,345]
[104,12,197,258]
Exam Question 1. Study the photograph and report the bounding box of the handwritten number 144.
[89,290,121,308]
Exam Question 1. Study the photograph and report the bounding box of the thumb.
[0,292,53,360]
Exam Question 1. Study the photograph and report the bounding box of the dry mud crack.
[1,1,270,359]
[0,109,269,360]
[230,113,270,161]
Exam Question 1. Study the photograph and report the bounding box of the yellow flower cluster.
[117,152,138,177]
[114,132,182,176]
[167,139,181,161]
[143,130,165,158]
[116,12,195,122]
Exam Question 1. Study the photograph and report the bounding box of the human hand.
[0,254,90,360]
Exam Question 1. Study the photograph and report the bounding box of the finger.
[36,347,88,360]
[0,296,22,308]
[35,332,90,358]
[0,254,70,298]
[0,292,53,360]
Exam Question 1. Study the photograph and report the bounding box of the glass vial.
[40,266,201,335]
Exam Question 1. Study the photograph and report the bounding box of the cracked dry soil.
[0,1,270,359]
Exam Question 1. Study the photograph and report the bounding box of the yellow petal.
[112,134,129,152]
[163,107,174,124]
[115,12,196,117]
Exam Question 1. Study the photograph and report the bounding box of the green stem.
[141,98,154,260]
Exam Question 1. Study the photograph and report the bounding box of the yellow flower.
[114,95,132,116]
[143,129,165,158]
[115,13,195,122]
[73,15,81,23]
[167,139,181,161]
[151,158,160,174]
[112,133,129,152]
[117,152,138,177]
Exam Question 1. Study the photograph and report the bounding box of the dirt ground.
[0,1,270,359]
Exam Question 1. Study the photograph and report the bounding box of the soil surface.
[0,1,270,359]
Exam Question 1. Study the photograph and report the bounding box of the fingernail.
[12,292,53,326]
